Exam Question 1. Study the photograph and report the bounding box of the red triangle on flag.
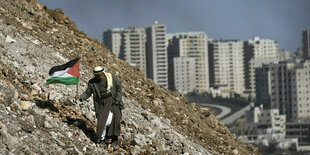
[67,60,80,78]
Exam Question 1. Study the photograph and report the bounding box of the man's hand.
[75,95,82,103]
[115,100,120,105]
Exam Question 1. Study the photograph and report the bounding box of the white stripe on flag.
[50,68,73,78]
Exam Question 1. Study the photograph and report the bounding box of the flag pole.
[75,57,80,104]
[75,82,79,104]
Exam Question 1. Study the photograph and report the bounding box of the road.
[196,103,231,119]
[221,104,251,125]
[196,102,251,125]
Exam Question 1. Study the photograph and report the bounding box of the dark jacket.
[79,73,123,141]
[80,74,124,113]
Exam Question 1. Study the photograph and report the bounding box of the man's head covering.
[93,66,104,74]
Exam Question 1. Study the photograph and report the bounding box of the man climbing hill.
[76,66,124,150]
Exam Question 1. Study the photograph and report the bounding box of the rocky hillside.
[0,0,259,154]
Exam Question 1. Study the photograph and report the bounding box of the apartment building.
[256,60,310,122]
[167,32,209,93]
[103,27,146,74]
[240,107,298,149]
[279,50,292,61]
[103,28,122,58]
[245,107,286,134]
[244,37,279,98]
[302,30,310,59]
[146,21,168,88]
[173,57,196,93]
[286,122,310,148]
[167,34,179,91]
[209,40,245,95]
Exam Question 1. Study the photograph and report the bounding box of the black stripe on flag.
[48,58,80,76]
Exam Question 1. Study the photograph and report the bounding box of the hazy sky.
[37,0,310,53]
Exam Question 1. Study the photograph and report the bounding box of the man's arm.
[113,75,124,109]
[114,76,122,102]
[79,82,93,101]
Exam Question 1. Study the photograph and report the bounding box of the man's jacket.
[79,72,124,114]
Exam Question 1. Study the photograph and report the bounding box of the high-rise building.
[103,27,146,75]
[295,47,303,59]
[279,50,292,61]
[302,30,310,59]
[239,107,298,150]
[244,107,286,137]
[146,21,168,88]
[103,28,122,58]
[209,40,245,95]
[167,34,179,90]
[167,32,209,93]
[173,57,196,93]
[256,60,310,122]
[244,37,279,98]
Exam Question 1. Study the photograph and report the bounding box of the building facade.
[103,27,147,74]
[286,122,310,147]
[244,37,279,98]
[167,32,209,93]
[173,57,196,93]
[256,60,310,122]
[103,28,122,58]
[209,40,245,95]
[240,107,298,150]
[279,50,292,61]
[302,30,310,59]
[146,21,168,88]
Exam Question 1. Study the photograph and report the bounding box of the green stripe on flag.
[46,76,79,85]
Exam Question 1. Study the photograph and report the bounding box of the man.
[77,66,124,149]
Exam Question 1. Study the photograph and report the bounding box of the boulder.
[5,35,17,43]
[21,115,36,132]
[19,101,32,110]
[0,121,19,149]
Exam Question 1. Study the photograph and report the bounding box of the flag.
[46,58,80,85]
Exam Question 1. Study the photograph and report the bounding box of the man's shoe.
[99,140,105,148]
[111,138,118,150]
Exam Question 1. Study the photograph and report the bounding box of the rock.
[31,89,39,96]
[44,120,53,129]
[0,121,19,149]
[1,68,8,77]
[123,133,131,141]
[10,101,21,111]
[84,111,95,121]
[21,21,33,30]
[66,132,73,138]
[134,133,147,146]
[152,99,162,107]
[32,106,45,116]
[21,115,36,132]
[5,35,17,43]
[48,91,62,102]
[150,117,163,130]
[0,148,6,155]
[6,106,11,112]
[31,39,40,45]
[233,149,239,155]
[19,101,32,110]
[147,131,156,139]
[14,90,19,99]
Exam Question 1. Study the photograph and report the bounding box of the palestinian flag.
[46,58,80,85]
